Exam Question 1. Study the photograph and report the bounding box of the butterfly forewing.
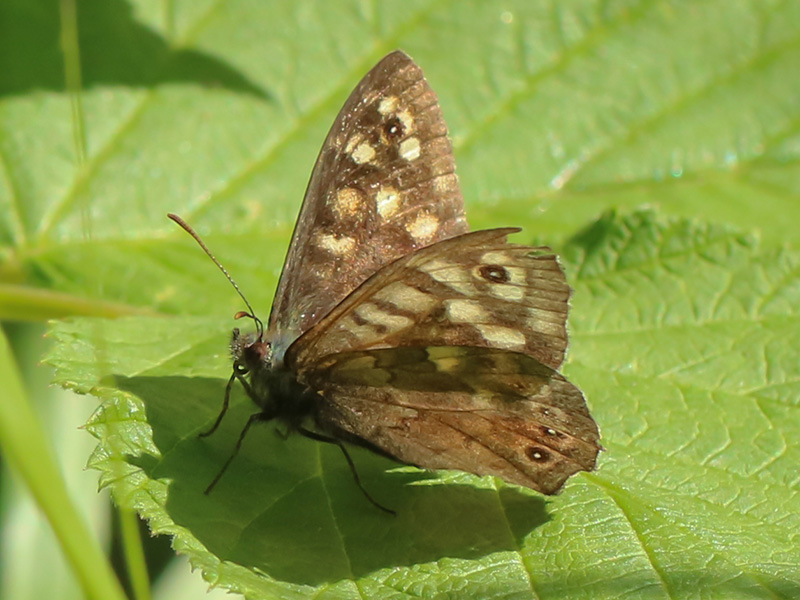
[303,346,600,495]
[268,51,469,357]
[288,229,571,371]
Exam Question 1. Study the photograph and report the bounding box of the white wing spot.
[529,319,564,337]
[334,187,362,217]
[407,212,439,242]
[422,259,476,294]
[506,266,528,285]
[488,283,524,301]
[375,186,401,220]
[476,325,526,349]
[426,347,467,360]
[397,109,414,131]
[481,251,514,265]
[351,142,376,164]
[434,356,461,372]
[378,96,399,115]
[427,348,467,373]
[345,134,363,154]
[355,303,413,332]
[399,137,421,161]
[318,233,356,256]
[528,307,564,323]
[374,282,437,313]
[338,316,379,342]
[445,299,489,323]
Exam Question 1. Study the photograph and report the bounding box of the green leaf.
[46,210,800,598]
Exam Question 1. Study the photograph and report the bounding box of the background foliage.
[1,1,798,599]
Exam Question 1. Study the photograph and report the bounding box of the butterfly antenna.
[167,213,264,337]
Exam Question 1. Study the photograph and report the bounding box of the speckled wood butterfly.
[171,50,600,512]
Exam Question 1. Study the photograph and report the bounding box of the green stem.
[0,284,153,321]
[0,329,128,600]
[120,507,152,600]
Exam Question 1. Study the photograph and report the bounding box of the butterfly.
[171,50,600,512]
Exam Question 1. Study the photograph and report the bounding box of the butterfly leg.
[199,371,237,437]
[204,409,274,495]
[200,367,259,438]
[297,427,396,516]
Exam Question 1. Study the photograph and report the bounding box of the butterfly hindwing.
[267,51,469,356]
[303,346,600,495]
[288,228,571,371]
[285,226,599,494]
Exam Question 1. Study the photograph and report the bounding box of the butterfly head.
[229,311,310,420]
[230,310,272,375]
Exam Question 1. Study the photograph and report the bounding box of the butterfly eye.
[235,364,249,375]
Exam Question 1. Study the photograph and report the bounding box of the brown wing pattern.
[268,51,468,356]
[303,346,600,495]
[288,229,571,371]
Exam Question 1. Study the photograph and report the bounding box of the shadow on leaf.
[116,374,552,585]
[1,0,267,99]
